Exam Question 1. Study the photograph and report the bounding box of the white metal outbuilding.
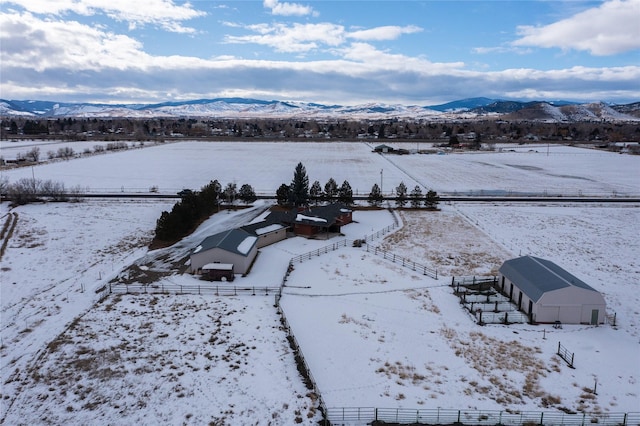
[498,256,606,325]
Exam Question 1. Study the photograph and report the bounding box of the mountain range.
[1,97,639,122]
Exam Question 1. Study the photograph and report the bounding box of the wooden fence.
[365,245,438,279]
[324,407,640,425]
[362,224,397,242]
[289,239,347,264]
[108,282,280,296]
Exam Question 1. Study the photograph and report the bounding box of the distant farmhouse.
[373,144,410,155]
[498,256,606,325]
[190,203,352,279]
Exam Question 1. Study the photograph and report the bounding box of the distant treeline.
[2,117,639,142]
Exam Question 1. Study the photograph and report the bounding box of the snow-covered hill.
[0,98,638,122]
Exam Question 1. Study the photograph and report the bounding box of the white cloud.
[223,23,425,54]
[0,11,153,72]
[348,25,422,41]
[0,0,206,33]
[1,9,638,105]
[225,22,345,53]
[263,0,316,17]
[512,0,640,55]
[472,46,532,55]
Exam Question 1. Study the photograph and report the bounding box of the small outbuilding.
[190,229,258,275]
[374,144,395,153]
[498,256,606,325]
[201,263,234,281]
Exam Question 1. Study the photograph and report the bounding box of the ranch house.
[262,203,353,238]
[292,204,353,237]
[190,229,258,275]
[498,256,606,325]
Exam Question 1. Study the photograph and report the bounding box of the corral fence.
[365,245,438,279]
[108,282,280,296]
[452,276,528,325]
[325,407,640,426]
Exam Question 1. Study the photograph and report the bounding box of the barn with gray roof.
[190,229,258,275]
[498,256,606,325]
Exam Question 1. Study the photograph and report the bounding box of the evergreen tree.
[410,185,423,208]
[276,183,291,206]
[290,162,310,207]
[323,178,338,202]
[223,182,237,205]
[238,183,257,204]
[425,189,440,209]
[367,183,383,207]
[309,180,322,205]
[395,181,408,207]
[199,180,221,214]
[338,180,353,205]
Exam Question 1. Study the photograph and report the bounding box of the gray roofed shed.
[498,256,606,325]
[499,256,597,302]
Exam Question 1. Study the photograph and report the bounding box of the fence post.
[540,411,544,425]
[557,341,561,355]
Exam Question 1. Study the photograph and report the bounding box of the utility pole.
[380,169,383,195]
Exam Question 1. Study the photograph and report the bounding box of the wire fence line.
[108,282,280,296]
[276,304,328,419]
[324,407,640,426]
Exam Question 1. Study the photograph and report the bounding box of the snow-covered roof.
[193,229,257,257]
[254,223,285,235]
[296,214,327,223]
[237,236,258,255]
[241,221,286,236]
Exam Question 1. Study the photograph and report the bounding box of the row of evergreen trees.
[277,163,354,207]
[154,180,257,242]
[376,182,440,209]
[278,162,439,209]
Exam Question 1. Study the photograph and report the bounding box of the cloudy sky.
[1,0,639,106]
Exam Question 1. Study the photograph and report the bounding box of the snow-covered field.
[2,141,638,197]
[1,141,639,425]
